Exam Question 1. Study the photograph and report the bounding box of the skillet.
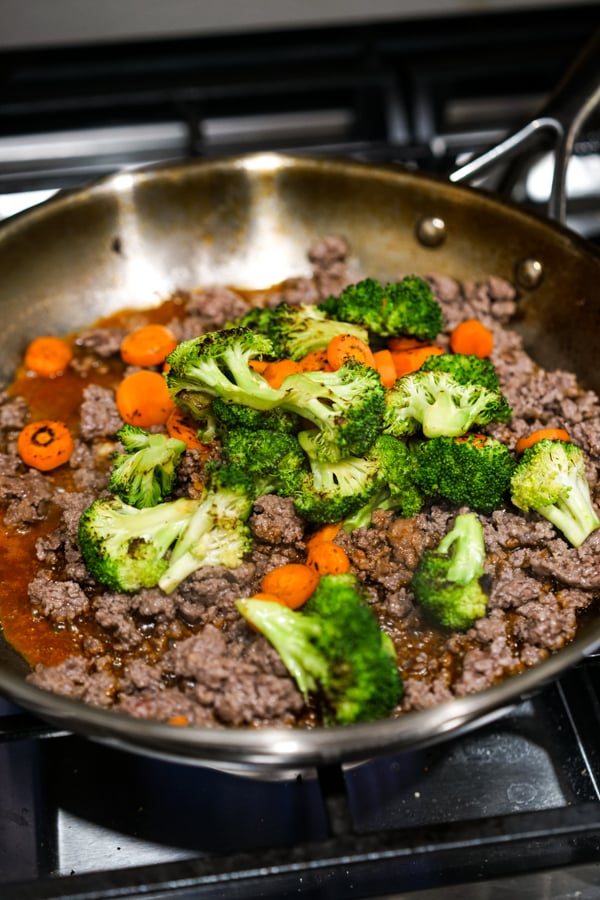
[0,36,599,771]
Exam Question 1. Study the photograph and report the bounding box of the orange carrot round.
[260,563,320,609]
[261,358,301,389]
[297,349,332,372]
[327,334,377,371]
[387,336,430,352]
[516,428,571,454]
[116,370,175,427]
[449,319,494,358]
[24,336,73,378]
[166,407,210,451]
[373,348,397,388]
[307,541,351,576]
[120,324,178,368]
[391,345,444,377]
[306,523,342,552]
[167,715,190,726]
[17,420,74,471]
[249,358,269,374]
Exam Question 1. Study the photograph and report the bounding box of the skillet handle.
[449,30,600,223]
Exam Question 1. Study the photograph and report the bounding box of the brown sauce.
[0,299,189,667]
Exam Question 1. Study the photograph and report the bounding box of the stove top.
[2,660,600,898]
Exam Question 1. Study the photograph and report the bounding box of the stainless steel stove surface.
[1,4,600,898]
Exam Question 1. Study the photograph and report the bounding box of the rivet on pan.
[416,216,447,247]
[515,258,544,289]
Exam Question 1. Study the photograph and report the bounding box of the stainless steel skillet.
[0,37,599,771]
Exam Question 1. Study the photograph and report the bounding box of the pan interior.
[0,152,599,767]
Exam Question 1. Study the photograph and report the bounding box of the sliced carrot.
[120,324,178,368]
[449,319,494,358]
[17,420,74,471]
[249,358,269,374]
[306,522,342,552]
[327,334,377,371]
[391,345,444,377]
[167,715,190,726]
[24,336,73,378]
[260,563,320,610]
[297,349,333,372]
[387,336,429,352]
[261,358,301,389]
[116,370,175,427]
[307,541,351,576]
[166,407,211,452]
[516,428,571,454]
[373,348,397,388]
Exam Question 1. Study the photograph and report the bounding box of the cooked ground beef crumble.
[0,234,598,729]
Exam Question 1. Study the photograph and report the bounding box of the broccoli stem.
[437,513,485,584]
[538,479,600,548]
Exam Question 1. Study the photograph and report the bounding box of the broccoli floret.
[279,360,386,461]
[320,276,443,341]
[411,513,489,630]
[158,463,254,594]
[383,370,512,438]
[414,433,515,514]
[78,495,198,593]
[510,438,600,547]
[165,327,283,412]
[342,434,423,530]
[292,433,382,524]
[420,353,501,391]
[108,425,187,508]
[239,301,369,360]
[236,573,402,725]
[79,464,254,595]
[220,427,307,497]
[212,396,299,433]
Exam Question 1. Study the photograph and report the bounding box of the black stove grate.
[2,660,600,898]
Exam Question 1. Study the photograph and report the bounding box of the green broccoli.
[78,464,254,595]
[292,433,382,524]
[220,427,307,497]
[108,425,187,508]
[319,275,443,341]
[236,573,402,725]
[158,463,254,594]
[413,433,516,514]
[420,353,501,391]
[279,360,386,461]
[238,301,369,360]
[171,391,219,443]
[78,495,198,592]
[165,327,283,412]
[211,396,299,433]
[510,438,600,547]
[383,370,512,439]
[342,434,423,530]
[411,512,489,630]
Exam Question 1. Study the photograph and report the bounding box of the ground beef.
[5,236,598,731]
[0,469,54,526]
[79,384,123,439]
[249,494,306,545]
[28,574,90,622]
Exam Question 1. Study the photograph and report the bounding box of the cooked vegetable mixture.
[1,233,599,728]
